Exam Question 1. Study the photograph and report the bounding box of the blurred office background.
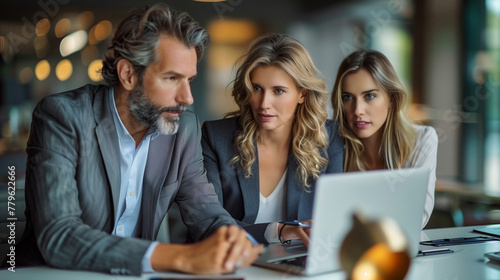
[0,0,499,240]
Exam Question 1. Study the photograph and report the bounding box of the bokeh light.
[88,59,103,82]
[55,59,73,81]
[88,25,98,45]
[55,18,72,38]
[35,60,51,81]
[94,20,113,41]
[36,19,51,36]
[81,45,99,65]
[34,36,49,58]
[208,19,259,44]
[19,67,33,84]
[60,30,88,57]
[76,11,94,30]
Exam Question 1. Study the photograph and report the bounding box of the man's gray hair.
[101,4,209,86]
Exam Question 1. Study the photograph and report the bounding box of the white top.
[403,125,439,228]
[255,169,287,243]
[255,169,287,224]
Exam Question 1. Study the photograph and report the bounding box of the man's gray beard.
[128,85,183,135]
[155,115,179,135]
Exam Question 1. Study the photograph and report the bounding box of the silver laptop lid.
[305,167,429,275]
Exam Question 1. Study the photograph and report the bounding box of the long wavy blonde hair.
[226,33,329,188]
[331,50,416,171]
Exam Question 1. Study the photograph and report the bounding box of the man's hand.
[223,225,262,271]
[151,225,263,274]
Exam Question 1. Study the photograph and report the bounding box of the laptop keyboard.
[271,255,307,269]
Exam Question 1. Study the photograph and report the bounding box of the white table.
[3,225,500,280]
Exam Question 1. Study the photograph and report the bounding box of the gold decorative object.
[339,212,411,280]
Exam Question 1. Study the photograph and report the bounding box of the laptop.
[254,167,430,276]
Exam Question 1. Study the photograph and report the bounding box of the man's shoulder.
[37,84,108,110]
[173,110,201,140]
[178,110,198,127]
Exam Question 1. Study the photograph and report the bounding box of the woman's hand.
[279,220,312,246]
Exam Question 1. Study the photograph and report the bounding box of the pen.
[417,248,454,256]
[278,221,312,228]
[420,236,497,246]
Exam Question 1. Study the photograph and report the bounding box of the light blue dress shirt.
[109,88,158,272]
[108,89,258,273]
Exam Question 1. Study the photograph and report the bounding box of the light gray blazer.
[201,117,344,244]
[14,84,235,275]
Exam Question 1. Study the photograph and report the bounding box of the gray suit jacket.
[14,84,235,275]
[201,117,344,244]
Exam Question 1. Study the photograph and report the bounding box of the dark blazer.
[201,117,344,244]
[12,84,235,275]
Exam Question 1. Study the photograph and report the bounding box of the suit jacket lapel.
[141,134,175,239]
[286,152,302,220]
[239,144,304,223]
[237,145,260,224]
[93,87,121,215]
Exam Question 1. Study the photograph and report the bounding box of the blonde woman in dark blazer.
[202,33,344,245]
